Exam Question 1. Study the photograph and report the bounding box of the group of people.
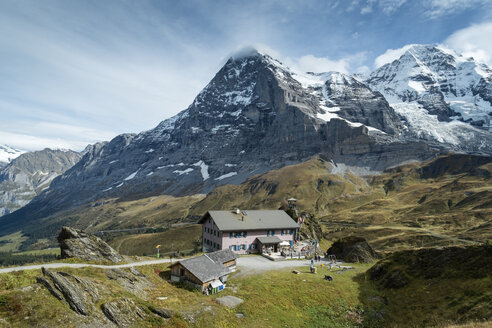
[311,253,322,264]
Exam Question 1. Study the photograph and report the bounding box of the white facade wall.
[202,217,223,252]
[202,216,296,254]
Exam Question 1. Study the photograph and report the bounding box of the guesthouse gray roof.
[177,254,231,283]
[199,210,299,231]
[206,249,238,264]
[256,236,283,244]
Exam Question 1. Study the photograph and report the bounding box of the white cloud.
[374,44,415,68]
[0,120,116,151]
[361,6,373,15]
[424,0,490,19]
[286,55,351,74]
[353,0,406,16]
[285,52,368,75]
[379,0,407,15]
[0,131,97,152]
[442,21,492,66]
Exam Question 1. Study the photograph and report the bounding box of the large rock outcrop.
[41,267,90,315]
[58,226,124,263]
[36,267,160,326]
[101,298,147,327]
[327,236,379,263]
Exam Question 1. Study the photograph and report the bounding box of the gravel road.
[0,255,324,275]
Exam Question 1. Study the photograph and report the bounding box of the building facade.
[199,210,299,254]
[170,249,237,293]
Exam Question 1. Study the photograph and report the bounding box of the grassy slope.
[189,156,370,217]
[190,154,491,252]
[357,245,492,327]
[0,232,27,252]
[108,224,202,256]
[0,255,489,327]
[322,156,492,252]
[8,194,204,251]
[4,154,491,253]
[0,262,372,328]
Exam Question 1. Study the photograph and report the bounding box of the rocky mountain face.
[58,226,124,263]
[2,45,491,239]
[367,44,492,152]
[0,148,81,216]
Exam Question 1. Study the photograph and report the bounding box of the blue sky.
[1,0,492,151]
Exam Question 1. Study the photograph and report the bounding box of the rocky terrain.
[58,226,123,263]
[0,148,81,216]
[34,266,169,327]
[326,236,379,263]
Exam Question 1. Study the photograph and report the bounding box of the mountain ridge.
[0,148,82,216]
[1,44,491,243]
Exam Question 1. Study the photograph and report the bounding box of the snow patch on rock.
[215,172,238,180]
[193,160,209,180]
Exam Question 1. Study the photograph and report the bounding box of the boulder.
[41,267,89,315]
[36,276,63,300]
[215,295,244,308]
[106,268,152,298]
[58,226,123,263]
[327,236,379,263]
[101,298,146,327]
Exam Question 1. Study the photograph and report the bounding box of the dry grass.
[109,224,202,256]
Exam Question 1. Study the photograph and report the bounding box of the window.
[230,232,233,238]
[267,230,270,236]
[242,244,246,250]
[243,232,247,238]
[272,230,275,236]
[214,230,216,236]
[229,245,233,251]
[281,229,285,235]
[290,229,294,235]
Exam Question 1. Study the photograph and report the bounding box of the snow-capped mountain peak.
[0,145,25,165]
[3,43,492,233]
[367,44,492,150]
[368,44,492,122]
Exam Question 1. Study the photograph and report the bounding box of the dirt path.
[234,256,326,277]
[0,255,319,275]
[0,258,174,274]
[364,224,480,245]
